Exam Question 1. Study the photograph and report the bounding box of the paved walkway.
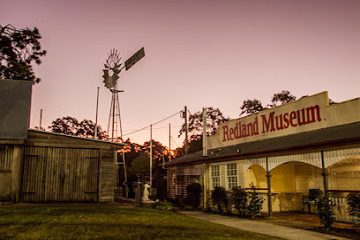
[180,211,349,240]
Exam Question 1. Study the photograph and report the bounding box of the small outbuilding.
[0,129,124,202]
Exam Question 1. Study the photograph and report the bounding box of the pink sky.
[1,0,360,147]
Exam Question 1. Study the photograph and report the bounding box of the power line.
[122,110,181,137]
[151,111,181,126]
[122,125,149,137]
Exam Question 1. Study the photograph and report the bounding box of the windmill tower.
[102,47,145,198]
[103,49,124,142]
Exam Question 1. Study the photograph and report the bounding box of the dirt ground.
[260,212,360,240]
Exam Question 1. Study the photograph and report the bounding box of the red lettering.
[275,115,284,130]
[262,112,275,133]
[306,105,322,123]
[222,125,229,141]
[283,113,289,128]
[229,128,234,140]
[290,111,297,126]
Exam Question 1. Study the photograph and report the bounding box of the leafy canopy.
[48,116,107,140]
[178,107,228,154]
[0,24,46,83]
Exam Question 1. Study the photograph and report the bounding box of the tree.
[77,119,107,140]
[231,186,248,217]
[317,194,336,232]
[270,90,296,107]
[0,24,46,84]
[178,107,228,154]
[179,107,228,141]
[142,139,168,161]
[48,116,107,139]
[240,99,265,116]
[128,153,150,176]
[247,184,264,219]
[49,116,79,136]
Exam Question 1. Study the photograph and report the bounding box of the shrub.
[317,194,336,232]
[346,192,360,224]
[152,200,174,211]
[231,186,248,217]
[186,182,202,208]
[211,186,227,213]
[247,184,264,219]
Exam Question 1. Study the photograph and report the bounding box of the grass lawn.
[0,203,283,240]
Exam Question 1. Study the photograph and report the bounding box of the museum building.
[167,92,360,222]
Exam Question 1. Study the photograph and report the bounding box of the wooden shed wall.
[22,146,99,202]
[99,149,115,202]
[0,146,13,200]
[1,130,121,203]
[0,146,22,201]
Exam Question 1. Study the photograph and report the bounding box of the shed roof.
[167,122,360,166]
[25,129,126,149]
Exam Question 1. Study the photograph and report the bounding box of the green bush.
[247,184,264,219]
[231,186,248,217]
[346,192,360,224]
[186,182,202,208]
[152,200,174,211]
[317,194,336,232]
[211,186,227,213]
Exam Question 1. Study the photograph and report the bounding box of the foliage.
[49,116,80,135]
[231,186,248,217]
[211,186,227,213]
[129,153,150,176]
[247,184,264,219]
[346,192,360,223]
[0,24,46,83]
[240,99,265,116]
[186,182,203,208]
[48,116,107,139]
[178,107,228,155]
[152,200,174,211]
[142,139,168,161]
[317,194,336,232]
[270,90,296,107]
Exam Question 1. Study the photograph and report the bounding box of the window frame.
[226,163,238,190]
[210,165,221,189]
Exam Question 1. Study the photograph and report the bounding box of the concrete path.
[180,211,349,240]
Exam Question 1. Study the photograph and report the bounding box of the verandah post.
[266,157,272,216]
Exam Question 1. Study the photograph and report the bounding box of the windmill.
[102,47,145,142]
[102,47,145,198]
[103,49,124,142]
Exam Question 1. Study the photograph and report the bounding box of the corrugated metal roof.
[27,129,126,148]
[0,80,32,140]
[167,122,360,166]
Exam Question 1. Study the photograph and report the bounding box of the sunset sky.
[1,0,360,147]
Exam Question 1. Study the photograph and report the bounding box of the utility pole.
[202,107,208,157]
[150,124,153,189]
[39,109,43,130]
[169,123,172,161]
[94,87,100,139]
[184,106,189,154]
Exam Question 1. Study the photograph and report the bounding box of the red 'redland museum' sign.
[207,91,360,149]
